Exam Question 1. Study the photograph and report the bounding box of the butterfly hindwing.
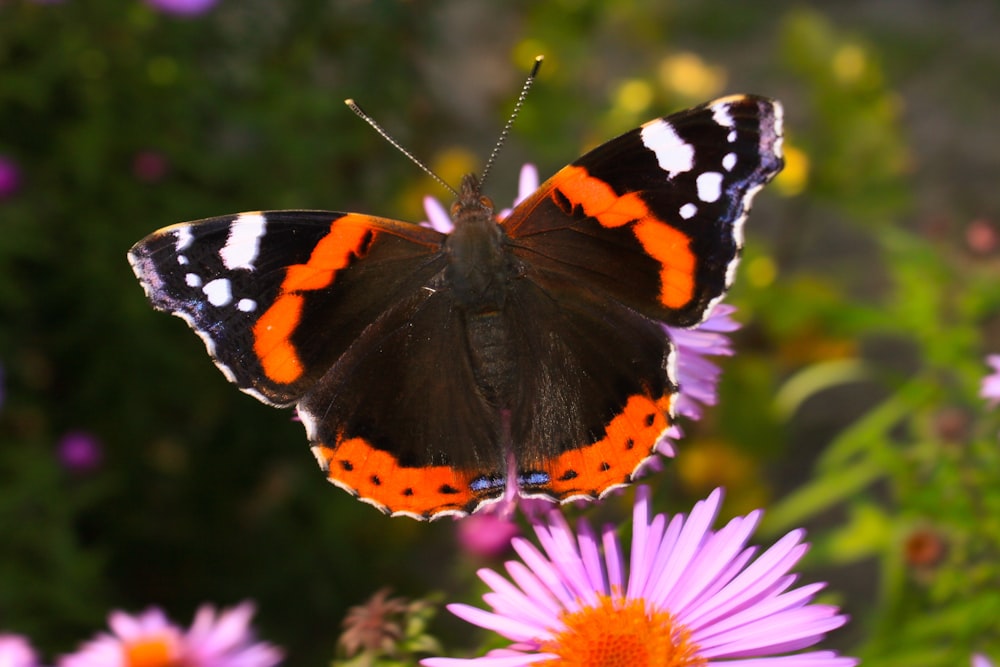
[502,275,676,502]
[503,94,783,327]
[300,287,508,519]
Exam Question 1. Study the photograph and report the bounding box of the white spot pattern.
[237,298,257,312]
[203,278,232,307]
[640,119,694,177]
[696,172,723,203]
[220,213,266,271]
[722,152,737,171]
[679,203,698,219]
[185,273,203,288]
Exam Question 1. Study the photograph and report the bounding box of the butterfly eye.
[479,195,494,210]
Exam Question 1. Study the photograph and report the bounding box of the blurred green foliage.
[1,1,998,665]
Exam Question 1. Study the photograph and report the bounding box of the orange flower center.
[122,633,187,667]
[538,595,705,667]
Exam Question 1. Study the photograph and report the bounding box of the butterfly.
[128,91,783,519]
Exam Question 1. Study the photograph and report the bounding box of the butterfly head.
[451,174,495,222]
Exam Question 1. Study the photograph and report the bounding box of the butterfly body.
[129,94,784,519]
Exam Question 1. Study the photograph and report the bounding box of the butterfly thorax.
[444,174,518,312]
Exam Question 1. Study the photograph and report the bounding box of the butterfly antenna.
[344,98,459,198]
[479,55,544,189]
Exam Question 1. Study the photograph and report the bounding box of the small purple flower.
[0,155,22,200]
[0,634,41,667]
[666,302,739,425]
[56,430,104,474]
[58,603,281,667]
[132,151,170,183]
[974,655,995,667]
[145,0,218,17]
[423,487,856,667]
[981,355,1000,405]
[456,512,521,558]
[59,607,185,667]
[184,603,283,667]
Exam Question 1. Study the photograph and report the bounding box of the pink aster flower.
[0,634,41,667]
[457,512,522,558]
[974,655,995,667]
[58,603,281,667]
[981,355,1000,405]
[145,0,218,17]
[56,430,104,474]
[59,607,186,667]
[0,155,22,200]
[424,487,856,667]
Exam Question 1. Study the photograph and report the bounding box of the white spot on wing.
[696,172,723,203]
[722,152,737,171]
[177,255,189,265]
[772,100,785,158]
[640,119,694,177]
[711,103,735,128]
[220,212,266,271]
[185,273,203,287]
[203,278,232,307]
[174,226,193,252]
[727,130,737,143]
[679,203,697,219]
[237,298,257,312]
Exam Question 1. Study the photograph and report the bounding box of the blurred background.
[1,1,999,665]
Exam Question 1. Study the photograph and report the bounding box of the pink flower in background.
[58,603,281,667]
[456,512,521,559]
[0,634,41,667]
[145,0,218,17]
[980,355,1000,405]
[0,155,22,200]
[59,608,186,667]
[56,430,104,474]
[424,487,856,667]
[132,151,170,183]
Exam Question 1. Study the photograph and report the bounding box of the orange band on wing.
[312,438,499,518]
[551,165,697,309]
[541,392,673,500]
[253,214,375,384]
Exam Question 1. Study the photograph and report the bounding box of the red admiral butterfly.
[128,75,783,519]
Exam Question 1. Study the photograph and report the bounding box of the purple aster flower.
[0,634,41,667]
[981,355,1000,405]
[58,603,281,667]
[666,303,739,425]
[145,0,218,17]
[457,512,521,558]
[185,603,282,667]
[974,655,995,667]
[132,151,170,183]
[423,486,856,667]
[56,430,104,474]
[59,607,186,667]
[0,155,22,200]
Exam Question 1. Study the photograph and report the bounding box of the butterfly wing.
[499,95,783,501]
[503,94,784,327]
[130,210,509,518]
[129,211,447,406]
